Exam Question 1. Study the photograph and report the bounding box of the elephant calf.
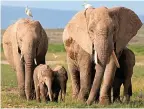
[52,65,68,102]
[33,64,54,102]
[113,48,135,103]
[33,64,68,102]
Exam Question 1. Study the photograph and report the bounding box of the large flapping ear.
[63,10,93,55]
[109,7,142,53]
[11,22,20,54]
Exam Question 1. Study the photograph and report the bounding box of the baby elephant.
[33,64,54,102]
[52,65,68,102]
[113,47,135,103]
[33,64,68,102]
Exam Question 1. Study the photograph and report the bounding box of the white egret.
[53,53,58,59]
[25,6,33,18]
[82,2,93,9]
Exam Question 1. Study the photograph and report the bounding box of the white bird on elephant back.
[25,6,33,18]
[82,2,93,9]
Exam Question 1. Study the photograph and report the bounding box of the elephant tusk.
[34,58,37,65]
[112,50,120,68]
[94,50,98,65]
[20,54,23,61]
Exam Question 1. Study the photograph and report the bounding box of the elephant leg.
[31,78,36,99]
[128,81,132,97]
[35,84,40,102]
[67,56,80,99]
[14,53,25,98]
[100,57,117,105]
[123,69,133,103]
[53,92,59,102]
[123,79,132,103]
[94,88,100,103]
[3,43,15,68]
[40,84,46,102]
[78,56,91,102]
[113,77,122,102]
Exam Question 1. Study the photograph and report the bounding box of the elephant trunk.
[24,54,34,100]
[45,80,53,101]
[23,40,37,100]
[87,37,112,105]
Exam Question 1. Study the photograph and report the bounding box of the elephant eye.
[89,29,94,33]
[113,27,116,32]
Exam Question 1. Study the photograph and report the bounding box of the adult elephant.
[63,7,142,105]
[2,18,48,100]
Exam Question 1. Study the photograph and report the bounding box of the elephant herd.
[2,6,142,105]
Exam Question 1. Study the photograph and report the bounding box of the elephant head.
[63,7,142,104]
[53,65,68,101]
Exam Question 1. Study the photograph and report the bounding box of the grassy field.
[1,43,144,108]
[1,64,144,108]
[1,26,144,107]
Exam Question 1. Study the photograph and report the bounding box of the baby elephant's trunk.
[45,80,53,101]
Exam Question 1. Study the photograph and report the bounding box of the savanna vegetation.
[1,28,144,107]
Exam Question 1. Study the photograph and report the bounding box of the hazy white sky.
[2,0,144,15]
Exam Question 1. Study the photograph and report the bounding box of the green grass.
[1,44,65,53]
[128,45,144,56]
[1,43,144,54]
[47,44,65,52]
[1,63,144,108]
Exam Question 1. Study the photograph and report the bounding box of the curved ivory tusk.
[34,58,37,65]
[20,55,23,61]
[94,50,98,65]
[112,50,120,68]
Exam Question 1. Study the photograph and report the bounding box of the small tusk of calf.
[112,50,120,68]
[20,55,23,61]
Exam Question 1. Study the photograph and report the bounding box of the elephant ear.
[11,19,28,53]
[11,21,20,54]
[109,7,142,53]
[63,10,93,54]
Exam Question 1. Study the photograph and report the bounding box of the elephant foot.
[19,90,26,99]
[26,92,35,101]
[86,94,97,105]
[99,96,111,105]
[113,98,122,103]
[36,98,41,102]
[77,93,86,103]
[72,93,78,100]
[122,95,130,103]
[86,99,93,105]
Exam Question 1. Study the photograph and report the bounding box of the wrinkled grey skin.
[2,18,48,100]
[33,64,54,102]
[52,66,68,102]
[113,47,135,103]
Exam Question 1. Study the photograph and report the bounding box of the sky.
[1,0,144,15]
